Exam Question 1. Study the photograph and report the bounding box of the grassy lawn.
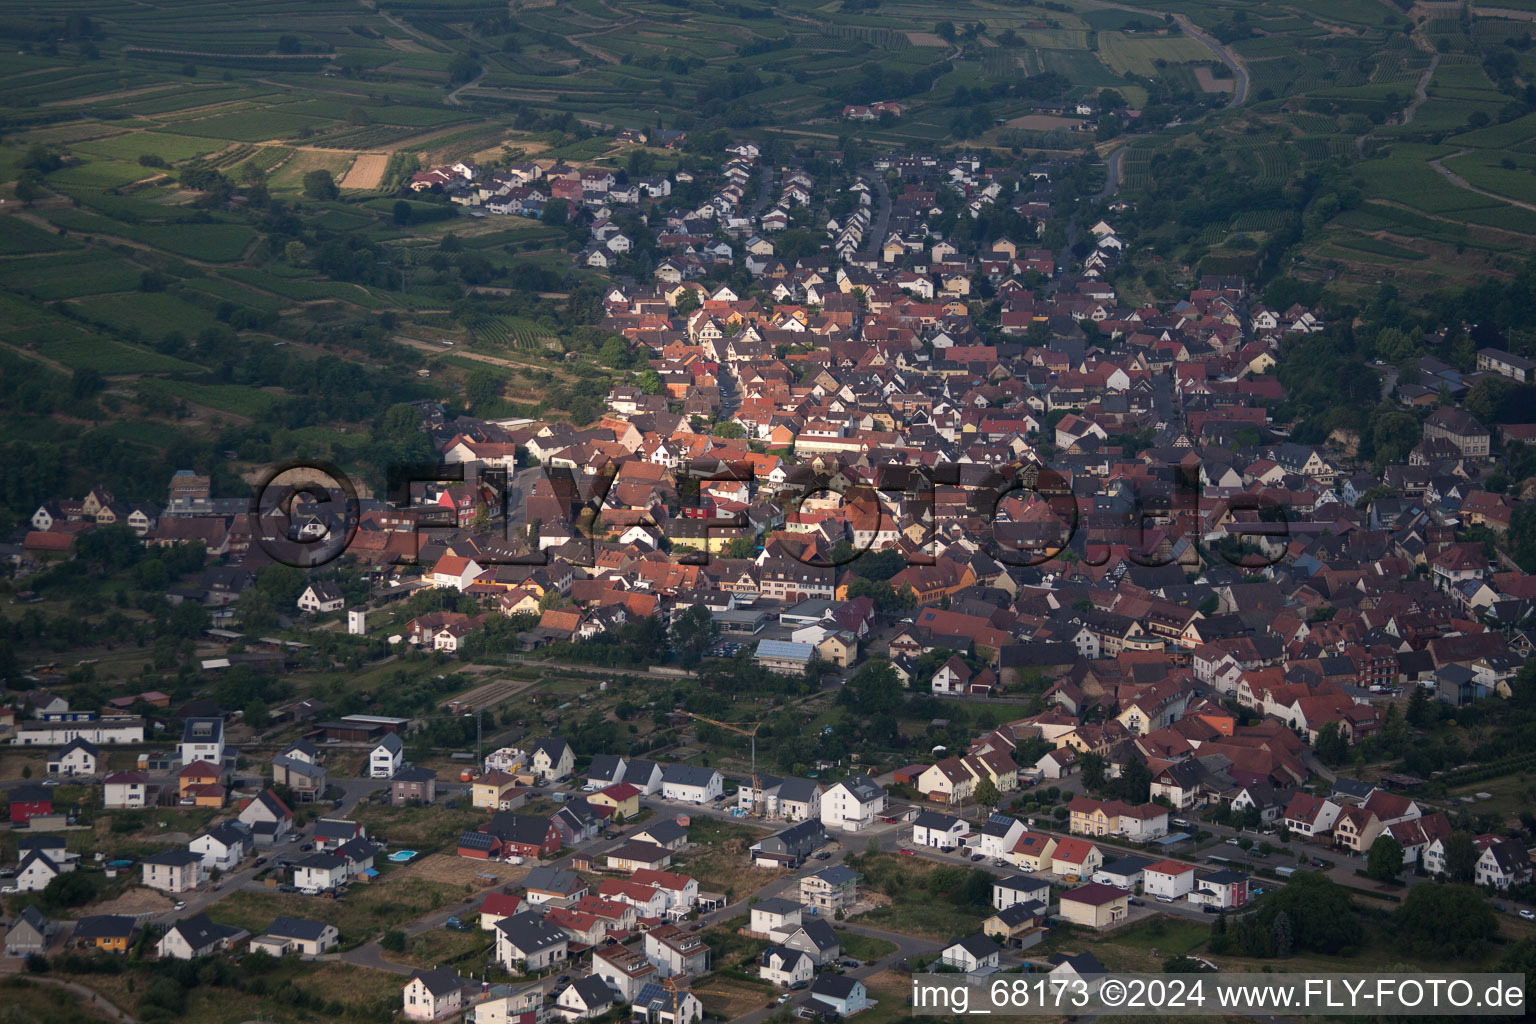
[849,853,990,942]
[350,800,491,852]
[838,931,900,962]
[383,927,495,971]
[699,916,768,972]
[0,976,115,1023]
[58,959,399,1024]
[205,876,462,945]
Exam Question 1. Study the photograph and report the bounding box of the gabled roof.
[409,966,467,998]
[265,916,332,942]
[945,933,1001,959]
[810,971,863,999]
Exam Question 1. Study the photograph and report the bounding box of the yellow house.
[816,633,858,669]
[1010,832,1057,872]
[1057,883,1130,930]
[1067,797,1120,836]
[588,782,641,820]
[473,771,522,811]
[75,916,136,952]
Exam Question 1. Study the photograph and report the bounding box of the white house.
[14,852,63,893]
[293,852,349,894]
[250,917,338,957]
[749,898,802,938]
[554,976,614,1022]
[1142,860,1197,900]
[179,717,225,768]
[495,911,571,972]
[759,946,815,987]
[975,816,1027,859]
[531,738,576,783]
[142,850,207,894]
[939,934,1002,973]
[911,810,970,848]
[46,738,98,776]
[155,914,247,961]
[993,875,1050,912]
[297,582,345,614]
[820,776,887,833]
[188,823,249,873]
[403,967,467,1022]
[660,765,723,804]
[103,771,150,809]
[370,733,404,779]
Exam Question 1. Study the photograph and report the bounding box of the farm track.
[1428,149,1536,213]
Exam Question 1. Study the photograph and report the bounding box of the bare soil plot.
[340,152,390,189]
[86,887,174,917]
[1195,67,1235,93]
[391,852,530,889]
[693,974,778,1019]
[905,31,946,46]
[1003,114,1085,131]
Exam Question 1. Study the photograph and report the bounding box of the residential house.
[155,913,248,960]
[820,776,887,833]
[800,865,858,912]
[759,946,814,987]
[555,976,614,1022]
[47,737,98,776]
[939,934,1003,973]
[645,923,710,978]
[495,911,571,972]
[911,810,970,848]
[250,917,339,957]
[808,974,870,1018]
[370,734,404,779]
[660,765,722,804]
[1057,883,1130,929]
[142,850,206,894]
[404,967,468,1021]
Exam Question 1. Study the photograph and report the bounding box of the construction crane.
[684,712,765,816]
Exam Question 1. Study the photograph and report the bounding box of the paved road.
[1097,145,1127,200]
[1170,12,1249,107]
[861,177,891,255]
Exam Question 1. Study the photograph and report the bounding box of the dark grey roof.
[811,865,858,887]
[661,764,720,788]
[763,945,811,971]
[587,755,626,782]
[393,764,437,783]
[143,849,202,867]
[266,916,331,942]
[373,733,404,754]
[1099,855,1153,876]
[635,820,686,844]
[913,810,963,830]
[167,912,243,950]
[776,777,822,803]
[566,975,613,1008]
[810,972,862,999]
[496,910,569,954]
[793,918,840,952]
[524,866,584,893]
[995,874,1049,894]
[313,818,362,840]
[754,897,802,915]
[992,902,1045,927]
[1051,951,1106,974]
[411,966,467,998]
[947,933,1001,959]
[72,915,136,940]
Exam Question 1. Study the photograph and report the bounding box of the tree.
[245,699,271,729]
[381,930,407,953]
[1405,684,1433,727]
[849,661,903,714]
[302,169,338,201]
[463,368,502,410]
[974,778,1000,809]
[713,421,746,439]
[393,200,413,225]
[1079,751,1106,791]
[1394,884,1497,959]
[1269,909,1293,957]
[936,20,957,41]
[1366,835,1404,882]
[669,605,719,668]
[1443,831,1479,883]
[1314,721,1348,765]
[1249,872,1361,955]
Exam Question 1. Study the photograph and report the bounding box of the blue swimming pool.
[388,849,418,863]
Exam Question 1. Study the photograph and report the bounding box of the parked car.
[939,846,956,854]
[1520,909,1536,921]
[790,980,809,991]
[815,851,832,860]
[446,917,469,932]
[1494,902,1506,912]
[777,994,791,1005]
[899,847,915,856]
[1225,838,1241,846]
[253,857,267,866]
[173,901,186,910]
[1202,905,1218,914]
[1311,858,1329,868]
[1129,898,1144,906]
[1156,894,1175,904]
[970,853,984,862]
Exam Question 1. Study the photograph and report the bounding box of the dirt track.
[340,152,389,189]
